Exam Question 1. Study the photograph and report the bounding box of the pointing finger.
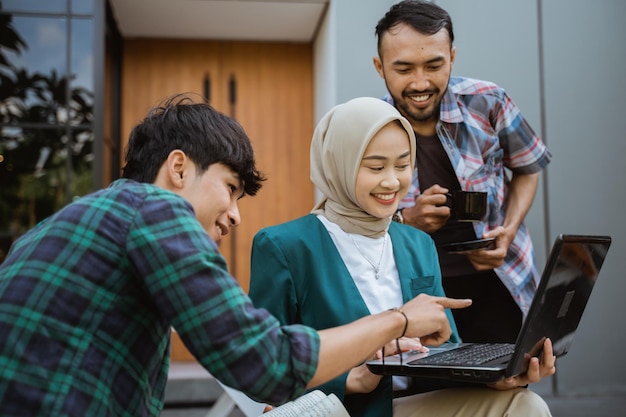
[436,297,472,310]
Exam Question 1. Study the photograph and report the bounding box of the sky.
[5,13,94,95]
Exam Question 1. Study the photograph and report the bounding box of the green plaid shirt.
[0,179,319,416]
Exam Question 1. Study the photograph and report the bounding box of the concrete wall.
[540,0,626,394]
[315,0,626,397]
[313,0,395,122]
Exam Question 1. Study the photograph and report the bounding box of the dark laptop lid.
[505,234,612,377]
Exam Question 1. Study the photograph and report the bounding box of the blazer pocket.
[410,275,436,297]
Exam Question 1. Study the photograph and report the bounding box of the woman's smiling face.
[355,121,413,219]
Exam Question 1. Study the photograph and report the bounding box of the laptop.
[366,234,612,384]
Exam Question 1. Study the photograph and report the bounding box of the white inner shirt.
[317,215,408,391]
[317,215,402,312]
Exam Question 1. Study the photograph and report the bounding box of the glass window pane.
[0,126,93,240]
[70,17,94,127]
[72,0,94,15]
[0,15,67,123]
[0,126,64,236]
[0,127,21,250]
[1,0,66,13]
[69,129,94,197]
[0,2,97,263]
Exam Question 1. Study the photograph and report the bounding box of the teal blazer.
[249,214,460,417]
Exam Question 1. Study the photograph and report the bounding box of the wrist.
[346,364,382,394]
[388,307,408,339]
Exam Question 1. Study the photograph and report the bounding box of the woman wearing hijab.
[249,97,553,417]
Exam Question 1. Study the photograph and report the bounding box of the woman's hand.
[346,337,427,394]
[373,337,429,359]
[488,338,557,390]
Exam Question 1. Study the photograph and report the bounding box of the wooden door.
[218,41,314,286]
[121,38,314,361]
[121,39,226,125]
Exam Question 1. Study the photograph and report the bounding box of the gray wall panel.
[541,0,626,394]
[333,0,396,102]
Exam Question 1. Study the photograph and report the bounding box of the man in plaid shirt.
[375,1,552,343]
[0,95,473,416]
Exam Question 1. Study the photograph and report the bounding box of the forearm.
[502,172,539,235]
[307,309,405,388]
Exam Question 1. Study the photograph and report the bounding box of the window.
[0,0,100,261]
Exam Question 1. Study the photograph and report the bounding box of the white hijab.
[310,97,416,238]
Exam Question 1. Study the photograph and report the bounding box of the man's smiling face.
[180,162,243,245]
[374,23,455,135]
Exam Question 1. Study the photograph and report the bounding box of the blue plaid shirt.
[387,76,552,315]
[0,179,319,416]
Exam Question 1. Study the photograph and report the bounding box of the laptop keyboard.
[408,343,515,366]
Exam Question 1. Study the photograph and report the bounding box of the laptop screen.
[507,234,611,376]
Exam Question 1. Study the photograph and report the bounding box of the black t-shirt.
[414,132,476,277]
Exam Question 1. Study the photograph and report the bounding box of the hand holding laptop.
[489,337,556,390]
[399,293,472,346]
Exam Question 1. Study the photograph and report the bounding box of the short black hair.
[375,0,454,56]
[122,94,265,197]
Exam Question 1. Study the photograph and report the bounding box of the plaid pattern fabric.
[0,179,319,416]
[387,76,552,316]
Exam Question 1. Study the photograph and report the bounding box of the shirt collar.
[439,84,464,124]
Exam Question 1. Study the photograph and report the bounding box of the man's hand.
[402,184,450,233]
[489,338,557,390]
[463,226,513,270]
[400,294,472,346]
[464,171,540,270]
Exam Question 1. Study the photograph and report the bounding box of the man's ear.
[450,46,456,70]
[155,149,188,190]
[373,56,384,79]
